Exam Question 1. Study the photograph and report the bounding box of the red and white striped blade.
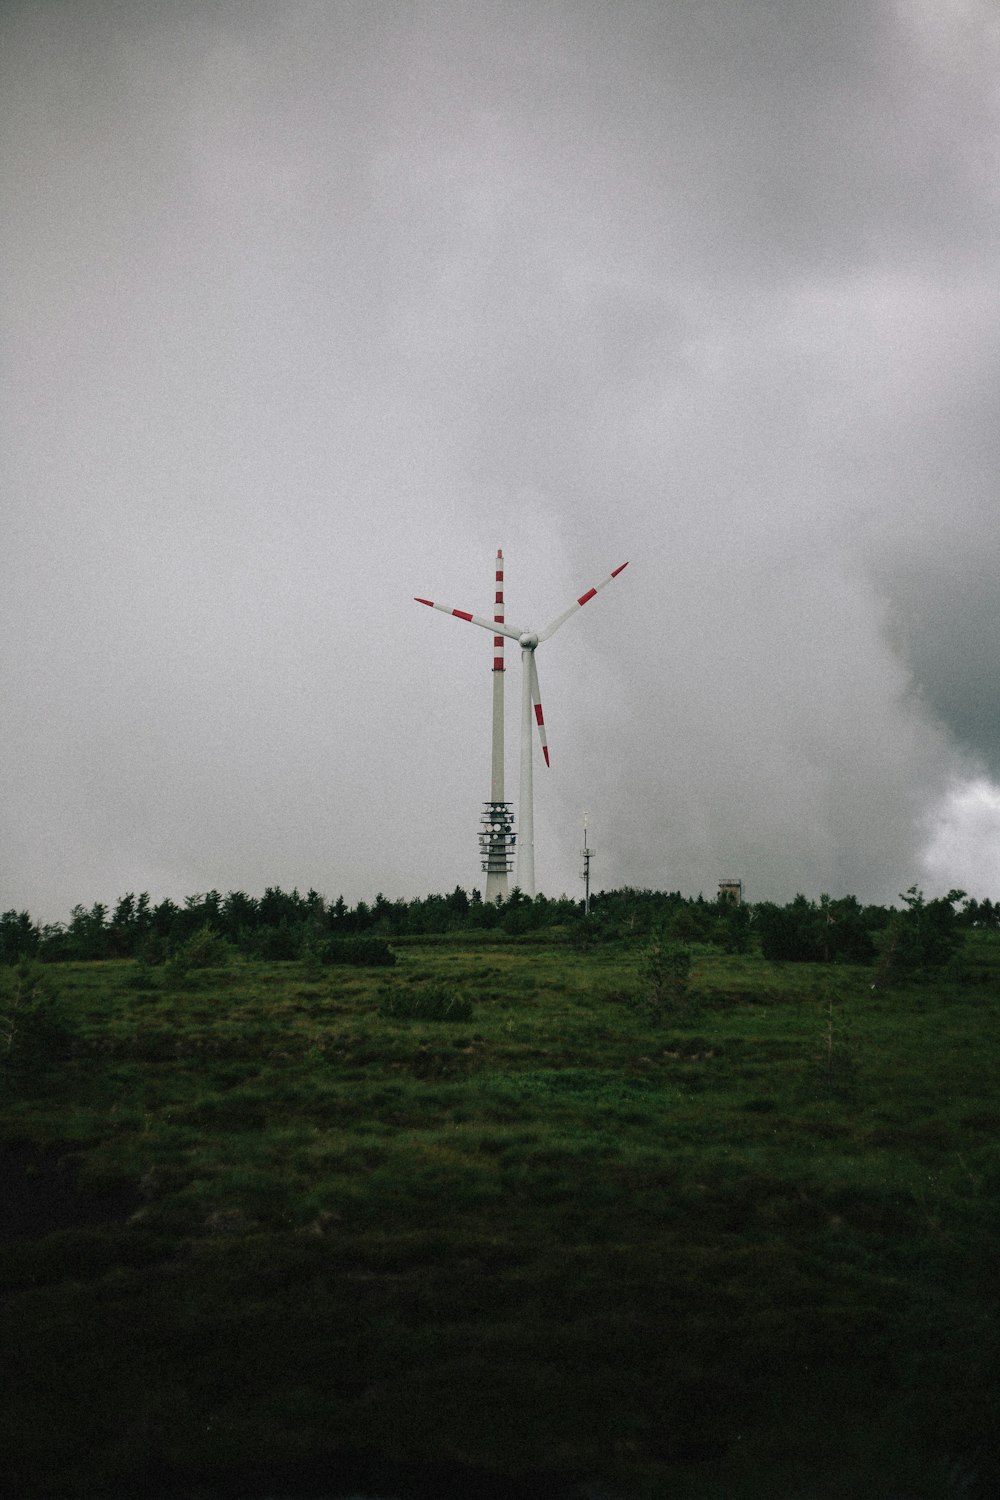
[529,653,550,767]
[537,561,629,643]
[415,597,523,642]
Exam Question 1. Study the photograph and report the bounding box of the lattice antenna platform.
[480,800,515,894]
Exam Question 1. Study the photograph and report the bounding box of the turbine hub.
[519,631,538,650]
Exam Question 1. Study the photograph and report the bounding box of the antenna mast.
[481,548,515,901]
[581,813,594,917]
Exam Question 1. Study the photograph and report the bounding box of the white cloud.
[922,778,1000,896]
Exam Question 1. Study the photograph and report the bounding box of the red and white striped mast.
[481,549,515,902]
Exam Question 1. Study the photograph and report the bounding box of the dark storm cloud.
[889,555,1000,773]
[2,0,999,919]
[863,303,1000,773]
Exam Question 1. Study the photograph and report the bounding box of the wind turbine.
[416,556,629,897]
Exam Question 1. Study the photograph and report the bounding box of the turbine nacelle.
[518,631,539,650]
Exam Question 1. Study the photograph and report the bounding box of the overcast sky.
[3,0,999,922]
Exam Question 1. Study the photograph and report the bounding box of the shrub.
[755,895,875,964]
[161,924,234,989]
[0,961,76,1084]
[249,923,301,961]
[502,905,534,937]
[873,887,965,987]
[176,924,233,970]
[713,902,752,954]
[320,938,396,967]
[641,932,693,1021]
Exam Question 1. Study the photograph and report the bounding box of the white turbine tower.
[416,556,629,897]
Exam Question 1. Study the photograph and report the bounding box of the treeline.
[0,886,748,964]
[1,886,585,964]
[0,883,996,968]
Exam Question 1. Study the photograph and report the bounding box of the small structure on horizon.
[718,879,743,905]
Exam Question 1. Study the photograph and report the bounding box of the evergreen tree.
[0,910,40,963]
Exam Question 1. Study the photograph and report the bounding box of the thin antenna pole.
[581,813,593,917]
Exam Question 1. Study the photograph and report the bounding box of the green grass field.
[2,933,999,1498]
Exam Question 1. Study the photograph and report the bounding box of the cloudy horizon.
[3,0,999,925]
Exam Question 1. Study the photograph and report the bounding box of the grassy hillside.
[2,933,999,1498]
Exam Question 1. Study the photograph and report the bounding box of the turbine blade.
[537,561,630,642]
[415,597,522,641]
[529,653,550,767]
